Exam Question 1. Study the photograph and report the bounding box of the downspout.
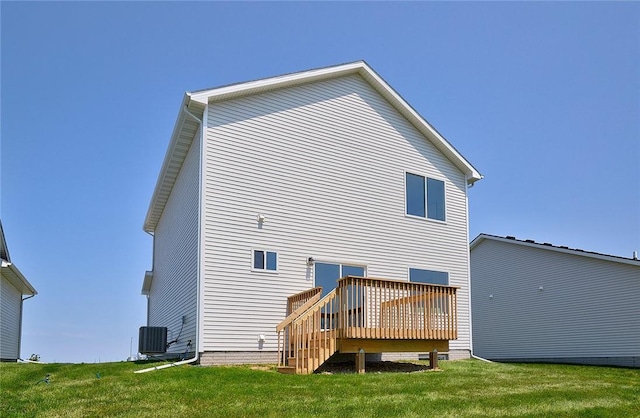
[465,174,492,363]
[136,104,204,373]
[144,229,153,327]
[18,294,35,361]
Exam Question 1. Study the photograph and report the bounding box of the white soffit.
[1,263,37,296]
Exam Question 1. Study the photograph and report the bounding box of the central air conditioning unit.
[138,326,167,354]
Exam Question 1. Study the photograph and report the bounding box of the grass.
[1,359,639,417]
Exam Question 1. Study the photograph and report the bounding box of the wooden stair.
[287,330,337,371]
[276,290,339,374]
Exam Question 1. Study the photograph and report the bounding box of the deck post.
[356,348,365,374]
[428,350,438,370]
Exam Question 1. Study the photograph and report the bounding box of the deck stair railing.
[276,287,321,371]
[277,288,339,374]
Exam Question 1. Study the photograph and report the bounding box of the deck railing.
[337,276,458,340]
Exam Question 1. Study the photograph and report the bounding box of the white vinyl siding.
[147,132,200,356]
[202,74,471,353]
[471,239,640,365]
[1,276,21,360]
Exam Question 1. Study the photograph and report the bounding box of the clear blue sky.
[2,2,638,363]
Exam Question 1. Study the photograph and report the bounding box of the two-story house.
[140,61,482,373]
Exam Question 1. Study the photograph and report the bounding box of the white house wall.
[148,132,200,356]
[202,75,471,355]
[471,239,640,367]
[1,276,21,361]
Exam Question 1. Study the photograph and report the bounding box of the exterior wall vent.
[139,326,167,354]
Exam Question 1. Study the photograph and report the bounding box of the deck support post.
[428,350,438,370]
[356,348,365,374]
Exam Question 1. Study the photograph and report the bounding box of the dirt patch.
[249,365,272,371]
[315,361,440,374]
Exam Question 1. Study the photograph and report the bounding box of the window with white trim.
[405,172,445,221]
[253,250,277,272]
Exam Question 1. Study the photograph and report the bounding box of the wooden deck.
[276,276,458,374]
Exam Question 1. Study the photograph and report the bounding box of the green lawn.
[1,360,638,417]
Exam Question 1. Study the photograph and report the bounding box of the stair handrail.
[277,287,322,368]
[290,288,337,326]
[289,289,339,373]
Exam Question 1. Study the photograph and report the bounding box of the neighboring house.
[141,61,482,371]
[470,234,640,368]
[1,221,37,362]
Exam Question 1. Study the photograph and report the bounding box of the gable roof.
[0,220,9,262]
[144,61,483,233]
[0,220,37,296]
[470,233,640,268]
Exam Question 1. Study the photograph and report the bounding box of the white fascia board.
[188,61,365,105]
[1,263,37,296]
[469,233,489,251]
[470,233,640,268]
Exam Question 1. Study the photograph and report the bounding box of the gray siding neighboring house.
[0,221,37,362]
[142,61,482,364]
[470,234,640,368]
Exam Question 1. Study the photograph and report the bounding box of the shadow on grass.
[316,361,436,374]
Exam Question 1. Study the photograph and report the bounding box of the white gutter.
[135,104,204,374]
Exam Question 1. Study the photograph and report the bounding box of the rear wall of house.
[471,239,640,368]
[201,74,472,361]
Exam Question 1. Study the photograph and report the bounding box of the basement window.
[253,250,277,272]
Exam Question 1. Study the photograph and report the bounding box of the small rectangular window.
[409,268,449,285]
[253,250,277,272]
